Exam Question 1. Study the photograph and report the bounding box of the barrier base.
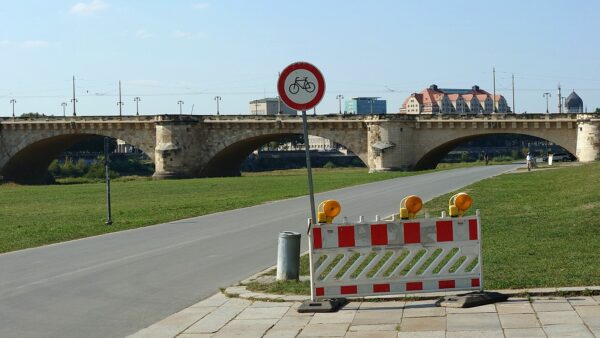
[435,291,508,308]
[297,298,348,313]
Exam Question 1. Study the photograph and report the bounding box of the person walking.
[526,152,532,171]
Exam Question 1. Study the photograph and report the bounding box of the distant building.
[399,84,510,115]
[345,97,387,115]
[249,98,297,115]
[565,91,583,113]
[115,139,134,153]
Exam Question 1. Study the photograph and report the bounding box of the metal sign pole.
[104,137,113,225]
[306,218,316,302]
[301,110,317,224]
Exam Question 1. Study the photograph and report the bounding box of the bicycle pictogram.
[288,76,316,94]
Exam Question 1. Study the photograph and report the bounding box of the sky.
[2,0,600,117]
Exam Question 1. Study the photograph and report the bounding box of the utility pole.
[512,73,515,113]
[117,80,123,117]
[336,94,344,114]
[10,99,16,119]
[370,98,374,115]
[214,96,221,115]
[543,92,551,113]
[277,96,281,114]
[134,97,140,115]
[71,76,77,116]
[557,84,562,114]
[492,67,497,113]
[61,102,67,118]
[178,100,184,115]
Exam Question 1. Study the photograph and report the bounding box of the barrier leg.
[298,219,347,313]
[436,210,508,308]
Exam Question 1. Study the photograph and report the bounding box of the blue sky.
[2,0,599,116]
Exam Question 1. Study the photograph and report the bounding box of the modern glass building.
[344,97,387,115]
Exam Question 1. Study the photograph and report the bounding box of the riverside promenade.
[130,287,600,338]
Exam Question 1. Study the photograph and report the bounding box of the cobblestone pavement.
[130,293,600,338]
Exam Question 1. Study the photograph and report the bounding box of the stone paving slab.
[537,310,584,325]
[348,324,398,331]
[446,331,504,338]
[129,306,216,338]
[344,331,397,338]
[297,323,349,337]
[543,324,594,338]
[504,328,547,338]
[351,309,402,325]
[446,313,501,331]
[499,313,540,329]
[495,299,535,314]
[397,331,445,338]
[399,316,446,331]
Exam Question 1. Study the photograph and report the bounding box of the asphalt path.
[0,164,519,338]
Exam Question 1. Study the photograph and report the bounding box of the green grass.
[246,162,600,294]
[0,167,454,253]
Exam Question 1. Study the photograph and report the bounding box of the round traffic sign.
[277,62,325,111]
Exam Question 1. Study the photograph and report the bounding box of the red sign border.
[277,62,326,111]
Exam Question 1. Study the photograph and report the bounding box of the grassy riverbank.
[0,167,444,253]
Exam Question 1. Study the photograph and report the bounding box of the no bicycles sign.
[277,62,326,111]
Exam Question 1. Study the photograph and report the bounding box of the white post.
[307,218,316,302]
[476,209,484,292]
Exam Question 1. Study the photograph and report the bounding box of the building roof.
[249,97,281,104]
[565,91,583,108]
[351,97,382,100]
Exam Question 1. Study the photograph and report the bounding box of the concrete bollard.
[277,231,301,281]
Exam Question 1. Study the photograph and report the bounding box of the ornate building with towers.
[565,91,584,113]
[399,84,510,114]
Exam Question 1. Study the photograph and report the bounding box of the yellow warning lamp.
[317,200,341,223]
[449,192,473,217]
[400,195,422,219]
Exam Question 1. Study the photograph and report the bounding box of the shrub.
[323,161,336,169]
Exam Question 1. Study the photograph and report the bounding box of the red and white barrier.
[308,212,483,300]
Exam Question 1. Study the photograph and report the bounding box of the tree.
[20,112,46,118]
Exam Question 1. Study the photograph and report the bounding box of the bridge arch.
[413,131,577,170]
[198,130,368,177]
[0,129,155,183]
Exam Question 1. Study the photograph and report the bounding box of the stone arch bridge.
[0,113,598,183]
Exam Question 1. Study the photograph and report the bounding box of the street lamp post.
[336,94,344,114]
[61,102,67,118]
[117,80,124,117]
[177,100,184,115]
[214,96,221,115]
[71,76,77,116]
[543,92,551,114]
[370,98,374,115]
[10,99,16,119]
[134,97,141,116]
